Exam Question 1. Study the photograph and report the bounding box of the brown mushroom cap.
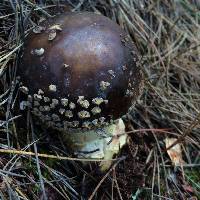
[18,12,143,131]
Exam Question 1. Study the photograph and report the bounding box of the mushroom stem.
[62,118,127,171]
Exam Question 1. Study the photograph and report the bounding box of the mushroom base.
[62,118,127,171]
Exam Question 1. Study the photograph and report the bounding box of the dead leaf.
[48,30,57,41]
[165,138,185,166]
[48,24,62,31]
[182,184,194,193]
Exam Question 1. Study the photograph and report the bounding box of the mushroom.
[18,12,143,170]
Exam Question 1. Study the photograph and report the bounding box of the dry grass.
[0,0,200,199]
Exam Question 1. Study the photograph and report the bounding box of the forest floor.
[0,1,200,199]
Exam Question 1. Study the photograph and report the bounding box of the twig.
[30,115,47,200]
[166,112,200,150]
[88,157,125,200]
[0,149,120,162]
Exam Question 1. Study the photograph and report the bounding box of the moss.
[185,169,200,195]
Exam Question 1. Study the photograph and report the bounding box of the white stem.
[62,118,127,171]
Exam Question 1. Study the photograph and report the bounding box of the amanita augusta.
[18,12,143,170]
